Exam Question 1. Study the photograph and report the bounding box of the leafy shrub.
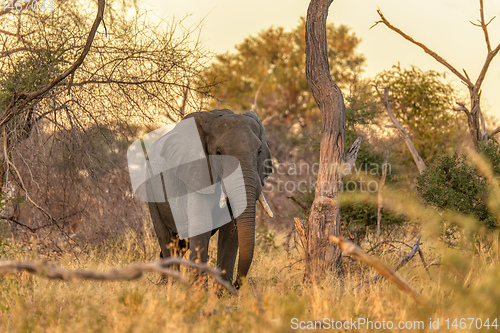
[417,141,500,229]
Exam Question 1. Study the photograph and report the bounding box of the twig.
[329,235,423,303]
[341,219,355,240]
[3,126,80,261]
[0,257,238,294]
[288,196,309,212]
[453,102,471,116]
[293,218,307,251]
[252,65,274,110]
[361,236,431,285]
[0,216,50,233]
[393,236,422,271]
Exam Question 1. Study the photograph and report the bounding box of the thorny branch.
[3,125,81,262]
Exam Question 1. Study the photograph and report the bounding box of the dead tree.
[304,0,361,280]
[375,0,500,149]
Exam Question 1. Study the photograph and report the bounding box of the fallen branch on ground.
[364,236,431,285]
[0,257,237,294]
[329,235,423,303]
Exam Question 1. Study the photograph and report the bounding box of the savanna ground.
[1,185,499,333]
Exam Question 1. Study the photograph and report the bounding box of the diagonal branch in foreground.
[329,235,423,303]
[0,257,238,294]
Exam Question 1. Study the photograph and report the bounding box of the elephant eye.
[257,148,262,155]
[216,149,222,155]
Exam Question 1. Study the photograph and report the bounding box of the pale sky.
[144,0,500,124]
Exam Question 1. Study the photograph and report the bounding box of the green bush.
[417,141,500,229]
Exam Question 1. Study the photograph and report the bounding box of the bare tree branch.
[478,0,493,52]
[374,9,472,88]
[1,215,37,233]
[0,47,32,58]
[376,86,426,174]
[357,236,432,287]
[489,126,500,137]
[453,102,471,116]
[252,65,274,110]
[0,257,238,294]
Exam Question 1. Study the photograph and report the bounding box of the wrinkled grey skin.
[147,109,272,288]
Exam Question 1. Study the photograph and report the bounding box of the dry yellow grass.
[0,155,499,332]
[0,219,499,333]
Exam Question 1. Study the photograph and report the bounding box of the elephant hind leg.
[148,202,172,260]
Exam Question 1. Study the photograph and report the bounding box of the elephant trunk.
[234,200,256,288]
[233,165,259,289]
[221,157,260,288]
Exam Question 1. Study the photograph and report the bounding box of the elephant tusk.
[219,190,227,208]
[258,193,273,218]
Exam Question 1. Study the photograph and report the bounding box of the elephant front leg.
[216,222,238,284]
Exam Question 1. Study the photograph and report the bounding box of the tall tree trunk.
[304,0,346,280]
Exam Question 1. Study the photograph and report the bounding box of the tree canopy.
[203,18,365,122]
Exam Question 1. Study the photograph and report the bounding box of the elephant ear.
[159,109,234,194]
[243,110,272,186]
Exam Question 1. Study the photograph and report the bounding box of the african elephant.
[141,109,273,288]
